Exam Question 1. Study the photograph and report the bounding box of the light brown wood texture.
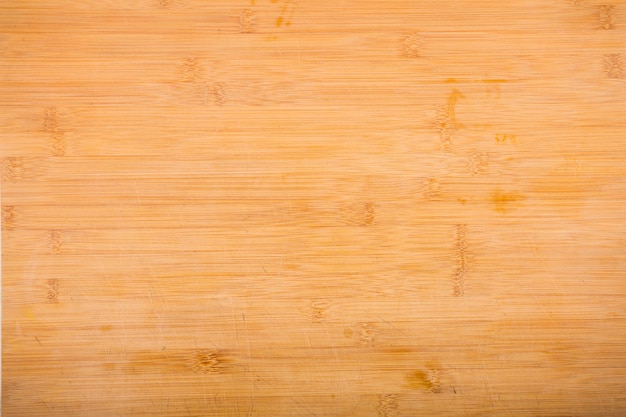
[2,0,626,415]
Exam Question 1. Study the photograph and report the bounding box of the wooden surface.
[2,0,626,415]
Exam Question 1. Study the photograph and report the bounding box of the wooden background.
[2,0,626,416]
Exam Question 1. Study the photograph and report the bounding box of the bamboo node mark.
[454,224,468,297]
[240,8,255,33]
[604,54,623,79]
[376,394,399,417]
[46,279,59,303]
[402,32,421,58]
[599,5,615,29]
[2,206,15,230]
[50,230,63,254]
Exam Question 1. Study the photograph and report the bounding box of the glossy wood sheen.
[2,1,626,416]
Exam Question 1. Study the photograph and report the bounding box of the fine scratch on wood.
[377,315,412,344]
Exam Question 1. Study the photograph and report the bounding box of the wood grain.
[2,0,626,415]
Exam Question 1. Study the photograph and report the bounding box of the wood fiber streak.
[2,0,626,416]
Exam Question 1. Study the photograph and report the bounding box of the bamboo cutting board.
[2,0,626,415]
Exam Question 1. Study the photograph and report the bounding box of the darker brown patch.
[2,206,15,231]
[376,394,399,417]
[604,54,623,79]
[598,5,615,29]
[274,0,296,28]
[406,369,441,393]
[49,230,63,254]
[100,324,113,332]
[495,133,517,144]
[493,189,525,213]
[453,225,468,297]
[191,349,222,374]
[402,32,421,58]
[240,9,255,33]
[46,279,59,303]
